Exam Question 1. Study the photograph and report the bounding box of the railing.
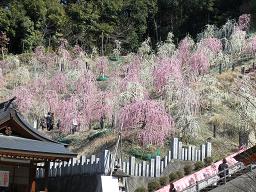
[209,54,255,74]
[155,150,247,192]
[181,163,256,192]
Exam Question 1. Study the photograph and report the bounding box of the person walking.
[46,112,53,131]
[218,158,229,185]
[169,183,176,192]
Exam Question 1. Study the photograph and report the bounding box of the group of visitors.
[39,112,80,134]
[40,112,55,131]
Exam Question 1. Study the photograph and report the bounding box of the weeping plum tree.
[12,86,34,115]
[238,14,251,31]
[118,100,174,145]
[50,72,68,94]
[246,35,256,55]
[153,57,181,94]
[189,50,210,75]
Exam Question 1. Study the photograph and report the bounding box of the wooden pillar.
[44,162,50,192]
[29,161,37,192]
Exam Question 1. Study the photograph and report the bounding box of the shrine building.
[0,98,76,192]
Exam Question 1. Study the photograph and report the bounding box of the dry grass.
[217,71,238,83]
[76,133,118,156]
[211,136,238,161]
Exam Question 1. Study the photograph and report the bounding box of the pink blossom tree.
[189,50,210,75]
[153,57,182,94]
[96,56,109,77]
[246,35,256,55]
[74,70,112,130]
[120,57,141,91]
[34,46,56,69]
[118,100,174,145]
[177,36,195,64]
[12,86,34,114]
[54,97,77,132]
[50,72,68,94]
[238,14,251,31]
[199,37,223,55]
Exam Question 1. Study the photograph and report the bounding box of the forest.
[0,0,255,54]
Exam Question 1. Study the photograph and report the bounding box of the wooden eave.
[0,149,72,162]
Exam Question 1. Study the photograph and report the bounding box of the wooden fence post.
[219,63,222,74]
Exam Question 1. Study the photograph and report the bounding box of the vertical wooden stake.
[44,161,50,192]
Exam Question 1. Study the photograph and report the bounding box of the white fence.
[36,138,212,178]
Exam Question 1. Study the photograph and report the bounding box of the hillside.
[0,16,255,162]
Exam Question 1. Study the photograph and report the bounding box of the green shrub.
[109,55,119,61]
[135,187,147,192]
[129,147,161,161]
[88,129,110,141]
[184,164,193,175]
[148,180,161,192]
[169,172,178,182]
[57,136,73,144]
[204,157,213,166]
[194,161,205,171]
[159,176,168,186]
[18,53,33,64]
[176,170,184,178]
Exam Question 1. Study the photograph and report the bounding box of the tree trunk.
[154,18,158,42]
[1,47,4,59]
[213,124,216,138]
[101,32,104,56]
[100,116,105,129]
[239,131,249,147]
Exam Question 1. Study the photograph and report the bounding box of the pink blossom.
[121,57,141,90]
[177,36,194,64]
[44,90,59,112]
[246,35,256,54]
[238,14,251,31]
[96,56,109,75]
[55,97,77,132]
[199,37,223,54]
[30,78,48,95]
[50,72,68,93]
[34,46,56,68]
[189,50,210,75]
[12,86,34,114]
[73,45,84,55]
[75,71,111,129]
[119,100,174,145]
[75,71,97,95]
[153,57,182,93]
